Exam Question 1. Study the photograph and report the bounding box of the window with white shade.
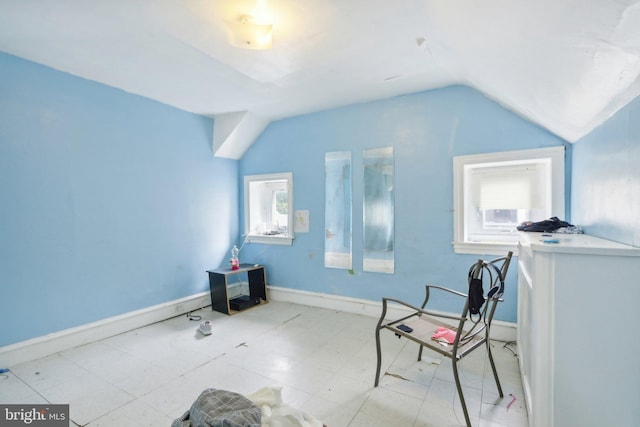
[453,146,565,255]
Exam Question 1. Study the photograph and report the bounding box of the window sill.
[246,235,294,245]
[452,241,518,256]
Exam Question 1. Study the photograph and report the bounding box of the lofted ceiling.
[1,0,639,158]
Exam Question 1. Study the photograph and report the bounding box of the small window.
[453,147,564,255]
[244,173,294,245]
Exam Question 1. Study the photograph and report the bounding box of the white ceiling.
[1,0,640,155]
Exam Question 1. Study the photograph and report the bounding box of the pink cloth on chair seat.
[432,326,457,344]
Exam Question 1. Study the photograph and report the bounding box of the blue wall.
[571,95,640,246]
[0,49,582,347]
[239,86,568,322]
[0,53,238,347]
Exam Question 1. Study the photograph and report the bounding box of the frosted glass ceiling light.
[226,14,273,50]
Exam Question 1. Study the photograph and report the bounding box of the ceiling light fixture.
[225,14,273,50]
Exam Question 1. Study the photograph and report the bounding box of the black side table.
[206,264,267,315]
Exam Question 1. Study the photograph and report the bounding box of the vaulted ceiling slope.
[1,0,639,158]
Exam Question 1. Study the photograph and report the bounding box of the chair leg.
[374,326,382,387]
[452,358,472,427]
[486,340,504,397]
[418,344,423,362]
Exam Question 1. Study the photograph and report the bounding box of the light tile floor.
[0,302,528,426]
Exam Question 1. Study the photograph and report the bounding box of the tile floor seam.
[59,349,148,403]
[7,370,53,406]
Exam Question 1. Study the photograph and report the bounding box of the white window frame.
[244,172,294,245]
[453,146,565,255]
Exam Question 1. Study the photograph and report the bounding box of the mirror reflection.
[324,151,352,269]
[363,147,394,273]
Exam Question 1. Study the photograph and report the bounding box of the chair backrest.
[485,251,513,300]
[460,251,513,343]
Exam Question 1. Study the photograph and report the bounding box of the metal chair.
[374,252,512,427]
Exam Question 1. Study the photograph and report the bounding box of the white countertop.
[518,231,640,256]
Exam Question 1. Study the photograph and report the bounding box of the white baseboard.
[267,286,517,342]
[1,286,516,367]
[0,292,211,367]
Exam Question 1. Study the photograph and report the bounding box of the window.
[453,146,564,255]
[244,172,294,245]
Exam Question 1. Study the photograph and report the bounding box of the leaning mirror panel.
[324,151,353,269]
[363,147,394,274]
